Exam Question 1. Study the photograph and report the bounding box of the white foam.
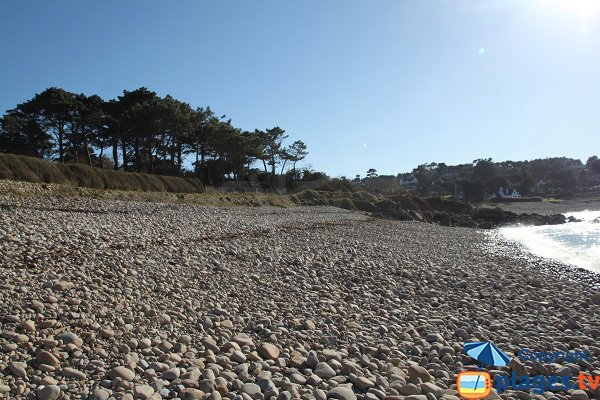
[499,210,600,273]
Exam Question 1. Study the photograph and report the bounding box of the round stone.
[328,386,357,400]
[161,368,181,380]
[37,385,60,400]
[314,362,336,379]
[407,365,432,383]
[242,382,262,396]
[61,367,86,380]
[258,343,280,360]
[134,385,155,399]
[109,366,136,381]
[36,350,60,367]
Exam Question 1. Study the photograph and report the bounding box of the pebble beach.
[0,191,599,400]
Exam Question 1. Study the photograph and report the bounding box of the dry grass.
[0,153,204,193]
[0,154,434,213]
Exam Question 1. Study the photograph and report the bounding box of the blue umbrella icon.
[464,342,511,367]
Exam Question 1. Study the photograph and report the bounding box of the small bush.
[64,164,105,189]
[314,179,354,192]
[293,189,329,205]
[0,161,12,180]
[19,156,67,184]
[354,199,377,212]
[184,177,204,192]
[140,174,167,191]
[352,191,379,203]
[8,155,42,183]
[374,199,398,213]
[389,193,431,211]
[331,197,357,210]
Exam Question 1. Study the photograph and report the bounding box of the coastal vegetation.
[357,157,600,201]
[0,87,308,189]
[1,87,599,203]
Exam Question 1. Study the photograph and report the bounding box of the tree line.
[357,156,599,201]
[0,87,308,187]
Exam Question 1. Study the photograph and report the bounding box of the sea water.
[500,210,600,273]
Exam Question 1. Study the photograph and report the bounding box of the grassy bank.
[0,179,295,207]
[0,153,421,210]
[0,153,467,214]
[0,153,204,193]
[0,153,475,221]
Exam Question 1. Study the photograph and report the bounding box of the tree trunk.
[74,143,79,163]
[99,145,104,169]
[112,138,119,170]
[177,142,182,172]
[270,160,276,189]
[148,146,154,174]
[200,145,206,168]
[122,139,128,172]
[134,138,140,172]
[83,135,92,166]
[58,125,64,163]
[170,139,176,165]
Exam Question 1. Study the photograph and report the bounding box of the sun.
[537,0,600,21]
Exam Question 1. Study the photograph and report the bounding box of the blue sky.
[1,0,598,177]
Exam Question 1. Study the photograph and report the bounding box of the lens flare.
[537,0,600,21]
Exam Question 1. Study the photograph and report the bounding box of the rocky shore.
[0,193,598,400]
[373,198,570,229]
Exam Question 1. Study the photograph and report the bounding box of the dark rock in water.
[546,213,567,225]
[373,199,567,229]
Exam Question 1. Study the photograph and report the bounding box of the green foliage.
[411,163,438,195]
[366,168,378,178]
[332,197,357,210]
[486,175,510,194]
[352,191,379,203]
[462,179,485,202]
[0,114,52,158]
[353,199,377,212]
[518,176,535,196]
[473,159,497,178]
[374,198,397,213]
[301,169,328,181]
[1,87,308,189]
[389,193,430,211]
[0,153,44,183]
[291,190,330,205]
[587,156,600,174]
[553,169,578,188]
[314,178,353,192]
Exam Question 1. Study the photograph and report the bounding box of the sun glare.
[537,0,600,21]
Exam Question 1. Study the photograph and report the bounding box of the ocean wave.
[499,210,600,273]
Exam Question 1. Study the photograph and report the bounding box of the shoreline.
[480,196,600,216]
[486,229,600,287]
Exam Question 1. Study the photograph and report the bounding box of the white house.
[498,187,521,198]
[400,175,418,190]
